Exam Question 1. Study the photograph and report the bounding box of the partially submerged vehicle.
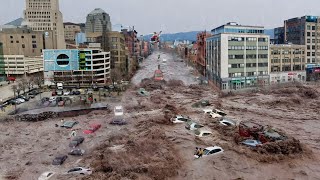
[185,121,204,130]
[192,100,210,108]
[194,129,213,137]
[38,171,55,180]
[219,118,236,126]
[67,167,92,175]
[61,121,79,129]
[52,155,68,165]
[241,139,262,147]
[194,146,224,158]
[69,136,85,148]
[137,88,150,96]
[208,109,227,118]
[68,149,85,156]
[170,115,192,124]
[114,106,124,116]
[110,117,127,125]
[83,124,101,134]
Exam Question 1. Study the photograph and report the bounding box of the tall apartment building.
[269,44,306,83]
[85,8,112,42]
[0,27,55,76]
[276,15,320,64]
[206,22,270,91]
[274,27,285,44]
[64,22,81,44]
[43,49,110,86]
[24,0,66,49]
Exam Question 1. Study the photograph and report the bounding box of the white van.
[57,83,63,90]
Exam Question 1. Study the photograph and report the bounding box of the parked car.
[16,98,25,103]
[18,95,29,101]
[83,124,101,134]
[52,155,68,165]
[61,121,78,129]
[114,106,124,116]
[74,90,81,95]
[194,146,224,158]
[52,91,57,96]
[241,139,262,147]
[68,149,85,156]
[67,167,92,175]
[69,136,85,148]
[38,171,55,180]
[219,118,236,126]
[58,101,65,107]
[57,90,63,96]
[170,115,192,124]
[194,129,213,137]
[64,91,71,96]
[110,118,127,125]
[185,121,204,130]
[49,97,56,102]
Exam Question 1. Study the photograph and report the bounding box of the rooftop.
[88,8,108,15]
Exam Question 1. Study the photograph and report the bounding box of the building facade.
[196,32,211,75]
[282,15,320,64]
[43,49,110,86]
[1,55,43,76]
[274,27,285,44]
[64,22,81,44]
[0,27,56,56]
[206,22,270,91]
[24,0,66,49]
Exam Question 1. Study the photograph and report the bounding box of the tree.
[27,77,34,91]
[19,78,28,94]
[110,69,122,86]
[11,84,17,98]
[33,74,43,89]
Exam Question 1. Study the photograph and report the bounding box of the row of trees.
[11,75,43,98]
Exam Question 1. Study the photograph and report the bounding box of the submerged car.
[83,124,101,134]
[61,121,79,129]
[67,167,92,175]
[68,149,85,156]
[69,136,85,148]
[110,118,127,125]
[185,121,204,130]
[209,109,227,118]
[170,115,192,124]
[52,155,68,165]
[219,118,236,126]
[241,139,262,147]
[38,171,55,180]
[194,146,224,158]
[114,106,124,116]
[194,129,213,137]
[137,88,149,96]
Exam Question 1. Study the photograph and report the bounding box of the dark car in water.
[110,118,127,125]
[52,155,68,165]
[68,149,85,156]
[69,136,85,148]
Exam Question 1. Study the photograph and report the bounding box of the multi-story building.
[279,15,320,64]
[0,27,56,56]
[196,32,211,75]
[24,0,66,49]
[122,29,138,74]
[0,27,55,77]
[269,44,306,84]
[85,8,111,43]
[43,49,110,86]
[206,22,270,91]
[64,22,81,44]
[274,27,285,44]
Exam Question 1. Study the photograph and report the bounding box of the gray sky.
[1,0,320,35]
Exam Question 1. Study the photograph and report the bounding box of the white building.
[206,22,270,91]
[2,55,43,75]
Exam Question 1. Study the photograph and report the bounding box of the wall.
[43,49,79,71]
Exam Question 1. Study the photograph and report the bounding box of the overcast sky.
[1,0,320,35]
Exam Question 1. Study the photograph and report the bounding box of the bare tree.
[33,74,43,89]
[27,77,34,91]
[11,84,17,98]
[19,79,28,94]
[110,69,122,86]
[16,84,22,97]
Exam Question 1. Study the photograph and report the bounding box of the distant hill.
[143,29,275,42]
[144,31,201,42]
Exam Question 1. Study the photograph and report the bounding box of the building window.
[10,36,13,39]
[32,35,36,38]
[111,37,118,42]
[307,32,311,37]
[21,36,24,39]
[22,44,25,48]
[32,41,36,43]
[16,41,19,43]
[32,44,37,48]
[11,41,13,43]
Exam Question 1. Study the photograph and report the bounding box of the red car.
[83,124,101,134]
[154,69,164,81]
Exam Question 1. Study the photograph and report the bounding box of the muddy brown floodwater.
[0,51,319,180]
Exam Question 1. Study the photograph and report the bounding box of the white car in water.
[219,118,236,126]
[114,106,124,116]
[170,115,192,124]
[38,171,55,180]
[194,129,213,137]
[185,121,204,130]
[194,146,224,158]
[67,167,92,175]
[208,109,227,118]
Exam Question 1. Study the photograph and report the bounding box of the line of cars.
[1,89,41,108]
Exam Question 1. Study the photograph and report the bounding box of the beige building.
[0,27,56,56]
[1,55,43,75]
[24,0,66,49]
[270,44,306,72]
[64,22,81,44]
[107,32,126,72]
